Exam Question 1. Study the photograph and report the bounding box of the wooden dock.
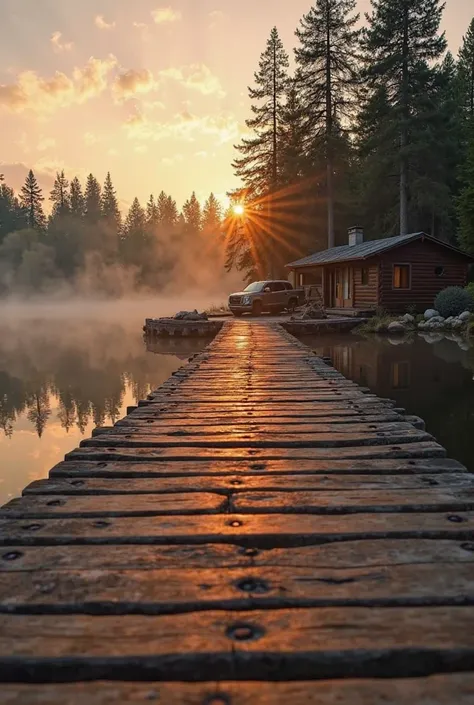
[1,320,474,703]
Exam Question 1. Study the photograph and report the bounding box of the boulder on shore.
[174,310,208,321]
[424,309,440,320]
[388,321,407,335]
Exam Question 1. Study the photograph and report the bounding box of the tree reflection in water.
[306,333,474,473]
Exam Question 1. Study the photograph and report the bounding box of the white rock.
[424,309,440,320]
[401,313,415,324]
[459,311,471,322]
[388,321,406,334]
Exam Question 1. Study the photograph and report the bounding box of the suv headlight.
[242,296,251,305]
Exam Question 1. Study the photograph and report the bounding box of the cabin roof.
[286,232,473,268]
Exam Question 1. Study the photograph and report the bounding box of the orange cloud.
[151,7,182,24]
[113,69,156,101]
[159,64,225,97]
[123,110,239,144]
[50,31,73,53]
[0,56,117,114]
[95,15,116,30]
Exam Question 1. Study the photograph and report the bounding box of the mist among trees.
[0,169,229,297]
[226,1,474,281]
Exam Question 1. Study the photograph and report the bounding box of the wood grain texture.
[2,563,474,614]
[49,457,465,478]
[2,607,474,681]
[3,675,474,704]
[1,512,473,546]
[23,473,474,496]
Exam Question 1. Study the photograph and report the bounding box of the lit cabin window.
[393,265,411,290]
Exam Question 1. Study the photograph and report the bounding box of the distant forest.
[0,169,228,296]
[1,0,474,291]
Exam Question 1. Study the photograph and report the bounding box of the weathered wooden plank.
[3,539,474,573]
[67,441,447,462]
[3,675,474,704]
[121,412,404,425]
[1,607,474,680]
[3,562,474,614]
[1,512,473,547]
[97,422,419,437]
[80,428,433,449]
[24,473,474,496]
[232,489,474,514]
[0,493,227,519]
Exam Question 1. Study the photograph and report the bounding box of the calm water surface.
[306,333,474,473]
[0,308,207,505]
[2,314,474,505]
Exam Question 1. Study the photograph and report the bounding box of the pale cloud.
[95,15,116,30]
[37,137,56,152]
[83,132,99,145]
[113,69,156,101]
[151,7,182,24]
[133,21,148,29]
[134,145,148,154]
[0,55,117,114]
[195,151,208,158]
[50,31,74,53]
[161,154,184,166]
[123,110,240,145]
[159,64,225,97]
[209,10,225,29]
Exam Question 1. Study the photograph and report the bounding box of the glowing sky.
[0,0,471,212]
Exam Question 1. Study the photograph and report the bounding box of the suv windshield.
[243,282,265,293]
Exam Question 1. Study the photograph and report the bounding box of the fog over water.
[0,297,215,504]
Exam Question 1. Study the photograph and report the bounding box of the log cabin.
[286,228,473,315]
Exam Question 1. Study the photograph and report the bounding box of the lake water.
[1,311,474,506]
[306,333,474,473]
[0,304,208,505]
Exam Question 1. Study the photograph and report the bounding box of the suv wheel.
[287,298,298,313]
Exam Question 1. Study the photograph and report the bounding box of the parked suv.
[228,280,306,317]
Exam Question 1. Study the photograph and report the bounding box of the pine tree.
[233,27,289,276]
[20,170,46,231]
[364,0,447,235]
[146,194,160,230]
[69,177,85,218]
[121,197,147,266]
[458,18,474,126]
[101,172,121,231]
[295,0,361,247]
[202,193,222,233]
[49,170,70,220]
[458,128,474,254]
[0,175,26,241]
[182,192,202,234]
[84,174,102,222]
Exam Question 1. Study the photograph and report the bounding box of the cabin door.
[335,268,353,308]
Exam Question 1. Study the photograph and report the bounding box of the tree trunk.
[400,4,409,236]
[326,3,335,249]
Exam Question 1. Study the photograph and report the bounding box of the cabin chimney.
[348,226,364,247]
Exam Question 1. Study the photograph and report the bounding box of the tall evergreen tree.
[457,127,474,254]
[364,0,447,235]
[232,27,289,276]
[101,172,121,230]
[84,174,102,223]
[202,193,222,233]
[20,170,46,231]
[163,196,179,231]
[146,194,160,230]
[0,175,25,241]
[121,197,147,267]
[49,170,70,221]
[182,192,202,234]
[458,18,474,126]
[69,177,85,218]
[295,0,361,247]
